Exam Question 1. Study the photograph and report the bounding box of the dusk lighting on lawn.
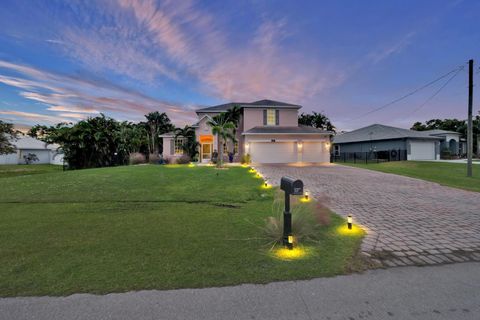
[273,246,311,261]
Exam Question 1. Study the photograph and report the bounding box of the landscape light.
[264,181,268,187]
[347,215,353,230]
[304,191,309,201]
[288,235,294,246]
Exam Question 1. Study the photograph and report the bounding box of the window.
[334,145,340,156]
[174,138,185,155]
[223,142,238,154]
[266,109,276,125]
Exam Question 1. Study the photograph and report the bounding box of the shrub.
[129,152,146,165]
[176,155,191,164]
[148,153,160,164]
[23,153,39,164]
[241,153,251,164]
[263,191,323,246]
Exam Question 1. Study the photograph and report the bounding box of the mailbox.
[280,176,304,195]
[280,176,304,249]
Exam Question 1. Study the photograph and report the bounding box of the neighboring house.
[333,124,442,161]
[161,99,332,164]
[0,136,64,165]
[421,129,466,156]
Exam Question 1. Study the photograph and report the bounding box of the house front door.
[201,143,212,162]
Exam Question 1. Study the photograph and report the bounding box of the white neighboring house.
[0,136,64,165]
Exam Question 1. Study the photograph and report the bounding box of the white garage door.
[250,142,297,163]
[410,141,435,160]
[302,142,329,162]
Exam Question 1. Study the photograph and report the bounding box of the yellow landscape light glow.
[273,246,311,260]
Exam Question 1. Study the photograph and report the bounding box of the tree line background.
[1,109,479,169]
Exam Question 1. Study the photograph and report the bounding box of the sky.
[0,0,479,131]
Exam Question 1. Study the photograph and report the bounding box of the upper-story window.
[266,109,276,125]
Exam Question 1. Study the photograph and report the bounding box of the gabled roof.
[195,99,301,113]
[333,124,442,144]
[243,125,332,135]
[191,114,213,127]
[9,136,59,150]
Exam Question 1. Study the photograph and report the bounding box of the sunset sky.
[0,0,479,131]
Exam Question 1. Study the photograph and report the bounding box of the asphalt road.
[1,262,479,320]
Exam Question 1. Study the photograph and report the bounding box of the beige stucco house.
[161,100,332,164]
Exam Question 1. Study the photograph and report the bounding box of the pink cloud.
[0,60,196,125]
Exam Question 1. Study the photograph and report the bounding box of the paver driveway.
[256,164,480,267]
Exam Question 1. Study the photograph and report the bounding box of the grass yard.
[0,165,363,297]
[342,161,480,193]
[0,164,62,178]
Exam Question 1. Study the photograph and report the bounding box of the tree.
[0,120,19,155]
[298,112,335,132]
[174,125,199,159]
[207,113,236,167]
[144,112,174,155]
[224,105,242,127]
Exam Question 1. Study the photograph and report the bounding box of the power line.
[406,66,464,117]
[344,65,465,122]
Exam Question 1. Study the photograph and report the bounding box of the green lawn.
[0,164,62,178]
[0,165,363,297]
[341,161,480,193]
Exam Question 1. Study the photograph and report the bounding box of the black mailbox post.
[280,176,304,249]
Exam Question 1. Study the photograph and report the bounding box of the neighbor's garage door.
[302,142,329,162]
[250,142,297,163]
[410,141,435,160]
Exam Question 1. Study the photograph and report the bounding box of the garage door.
[302,142,329,162]
[410,141,435,160]
[250,142,297,163]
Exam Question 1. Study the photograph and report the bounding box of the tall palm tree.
[145,112,174,155]
[224,105,242,127]
[207,113,236,167]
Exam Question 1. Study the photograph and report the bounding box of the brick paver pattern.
[256,164,480,267]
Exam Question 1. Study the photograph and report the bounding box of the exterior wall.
[162,137,173,157]
[243,108,264,131]
[334,139,407,153]
[0,151,19,164]
[242,108,298,131]
[0,149,61,164]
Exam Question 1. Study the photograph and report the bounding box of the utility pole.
[467,59,474,177]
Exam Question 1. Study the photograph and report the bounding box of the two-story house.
[161,99,332,164]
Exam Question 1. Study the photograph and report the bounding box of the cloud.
[0,110,72,124]
[367,32,416,64]
[0,60,196,125]
[121,0,343,102]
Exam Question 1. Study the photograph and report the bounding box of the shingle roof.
[10,136,59,150]
[333,124,442,144]
[243,125,332,135]
[196,99,301,113]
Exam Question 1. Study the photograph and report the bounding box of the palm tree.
[144,112,174,155]
[174,125,199,159]
[207,113,236,167]
[224,105,242,127]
